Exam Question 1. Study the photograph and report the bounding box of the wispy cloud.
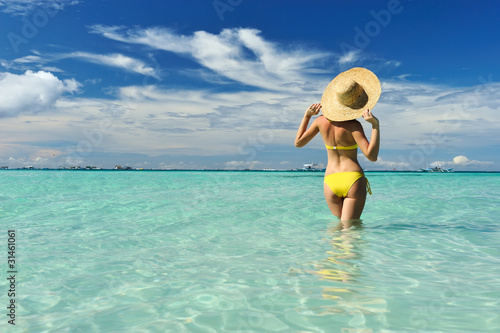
[63,52,160,79]
[12,55,44,63]
[0,0,79,15]
[225,160,263,170]
[358,155,411,170]
[339,50,361,65]
[88,25,331,92]
[3,51,160,78]
[377,79,500,149]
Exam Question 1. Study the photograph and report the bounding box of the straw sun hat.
[321,67,381,121]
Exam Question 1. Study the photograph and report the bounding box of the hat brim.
[321,67,381,121]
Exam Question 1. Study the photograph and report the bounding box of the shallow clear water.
[1,170,499,332]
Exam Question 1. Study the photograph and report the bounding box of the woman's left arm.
[294,103,321,148]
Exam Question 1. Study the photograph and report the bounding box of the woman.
[294,68,381,223]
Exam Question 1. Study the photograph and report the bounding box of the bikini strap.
[325,144,358,150]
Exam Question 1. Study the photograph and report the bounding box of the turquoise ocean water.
[1,170,499,332]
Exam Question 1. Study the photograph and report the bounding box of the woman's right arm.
[294,103,321,148]
[352,109,380,162]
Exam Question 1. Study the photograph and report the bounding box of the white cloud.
[0,70,80,117]
[432,155,493,167]
[88,25,330,92]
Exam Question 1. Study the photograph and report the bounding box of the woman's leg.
[324,182,343,219]
[341,177,367,221]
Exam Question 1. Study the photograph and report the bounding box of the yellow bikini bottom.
[324,172,372,198]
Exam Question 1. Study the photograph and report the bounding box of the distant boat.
[302,162,324,171]
[419,163,453,173]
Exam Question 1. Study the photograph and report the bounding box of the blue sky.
[0,0,499,170]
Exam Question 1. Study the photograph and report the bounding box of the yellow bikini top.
[325,143,358,150]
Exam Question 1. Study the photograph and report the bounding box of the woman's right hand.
[362,109,379,127]
[305,103,321,117]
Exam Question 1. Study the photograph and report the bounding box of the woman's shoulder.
[315,115,329,126]
[351,119,364,131]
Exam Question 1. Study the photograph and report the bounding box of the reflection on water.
[307,220,388,330]
[313,220,364,289]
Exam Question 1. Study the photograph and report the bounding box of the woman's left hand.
[362,108,379,127]
[305,103,321,117]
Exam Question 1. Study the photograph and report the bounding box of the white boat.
[302,162,324,171]
[419,163,453,172]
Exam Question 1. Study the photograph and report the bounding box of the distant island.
[0,166,498,173]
